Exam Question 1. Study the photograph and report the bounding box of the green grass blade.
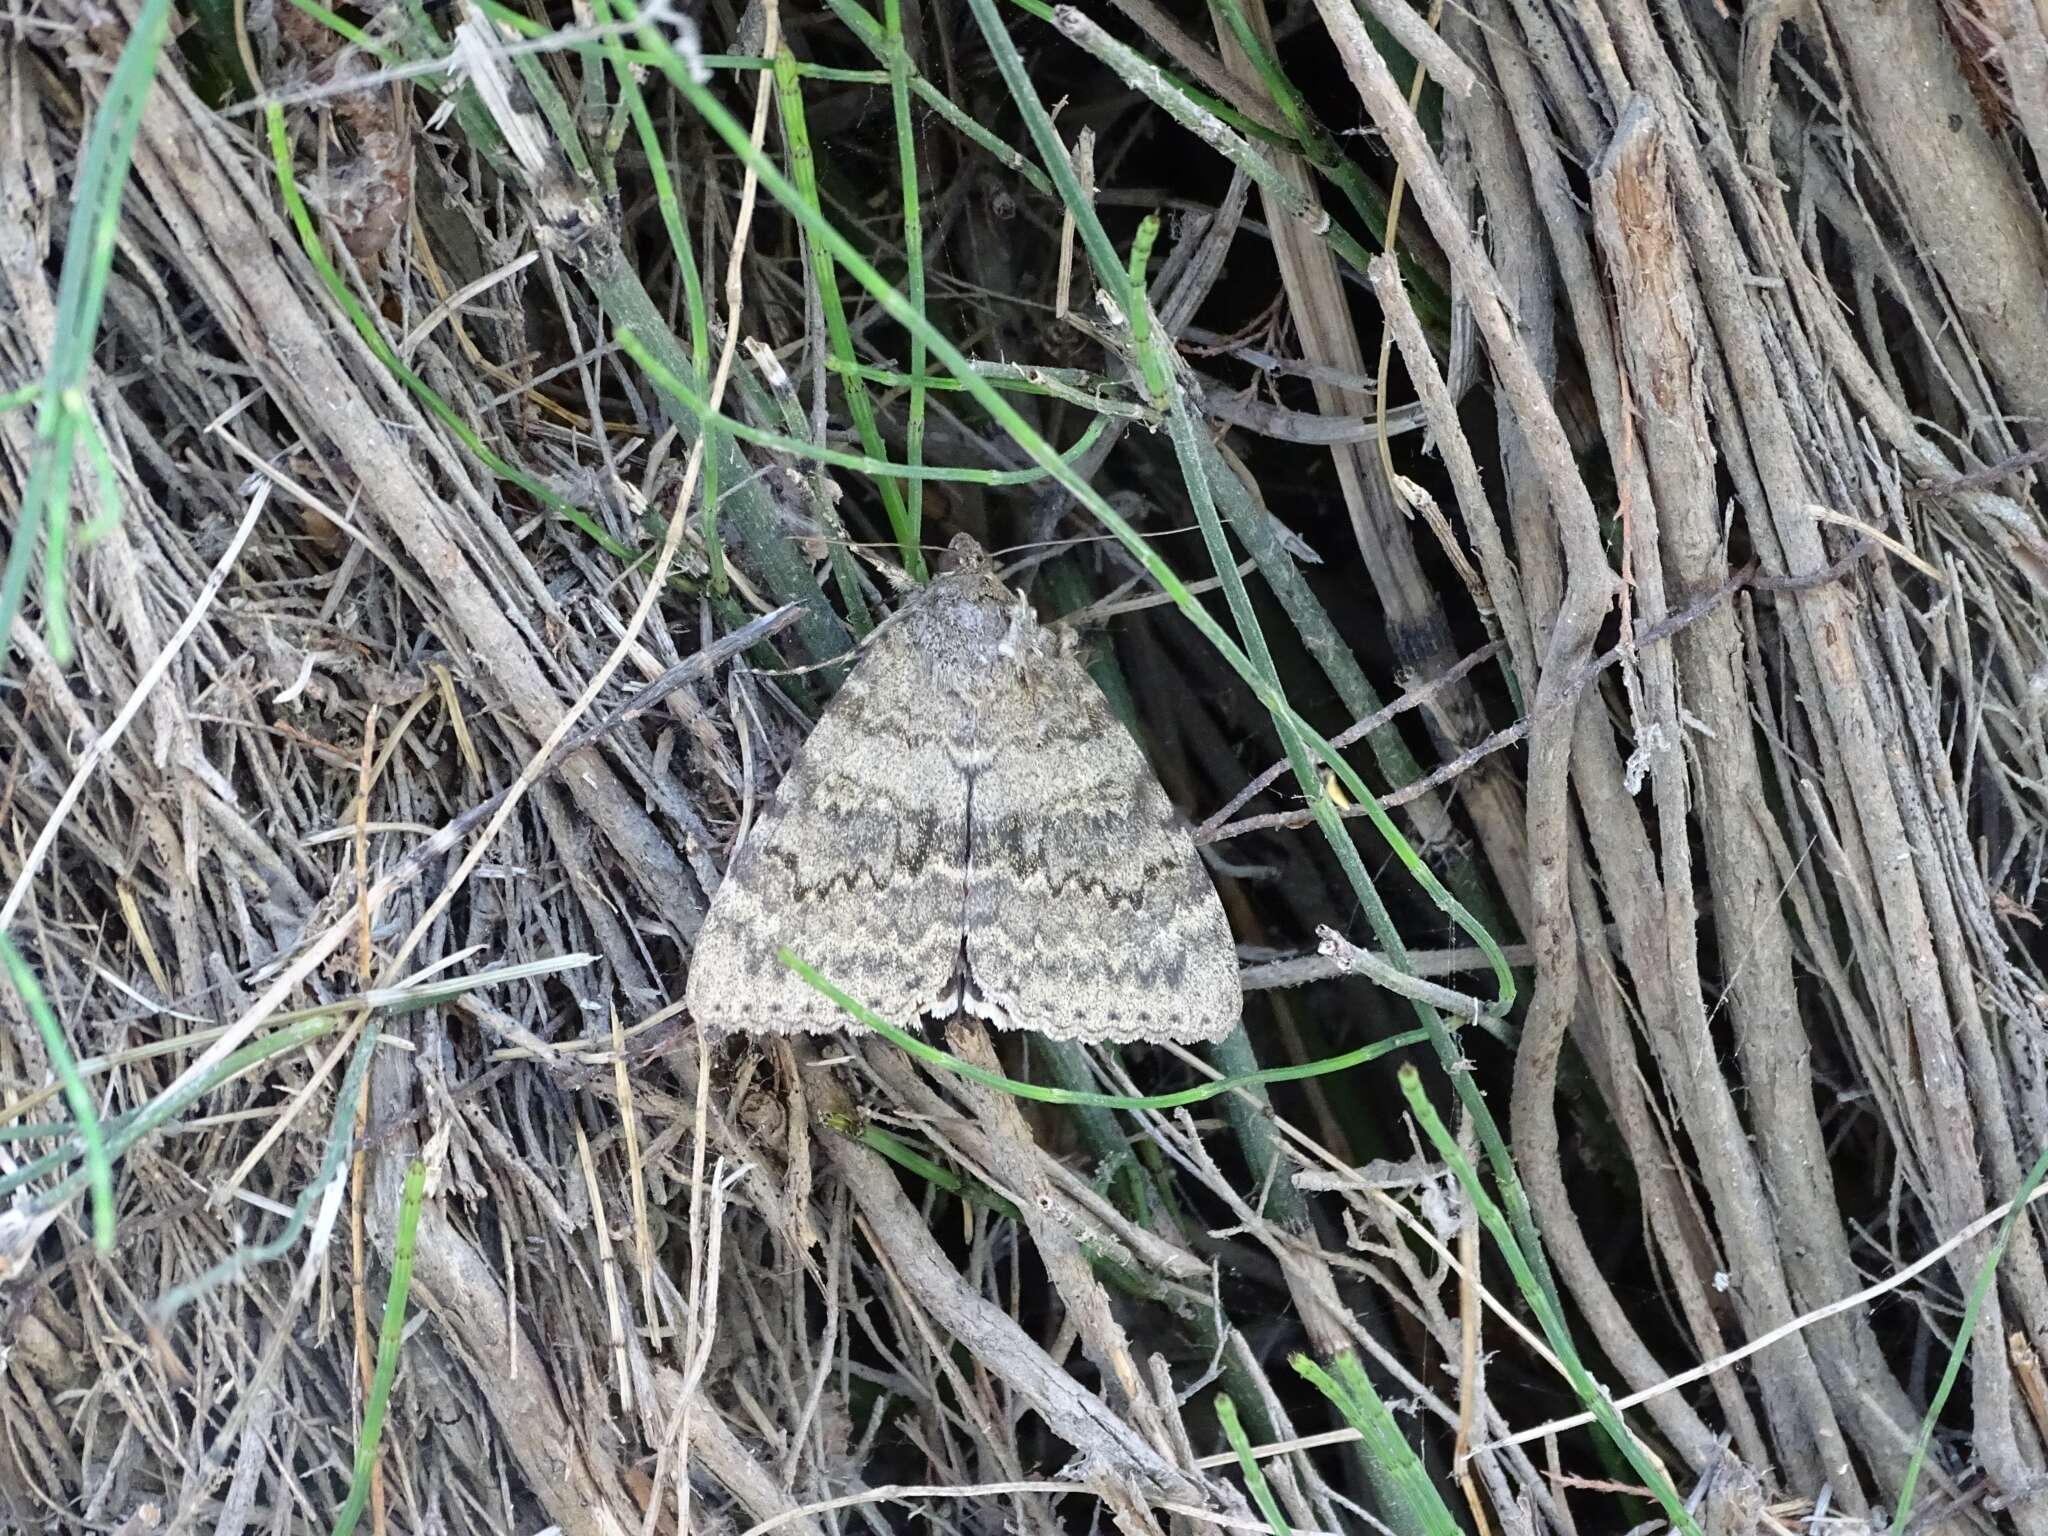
[1002,0,1298,148]
[1293,1352,1457,1536]
[263,105,629,559]
[1215,1394,1293,1536]
[12,959,582,1205]
[883,0,928,568]
[773,48,925,579]
[837,1118,1024,1221]
[1890,1139,2048,1533]
[0,936,114,1251]
[330,1157,428,1536]
[960,0,1126,299]
[1398,1063,1701,1536]
[151,1020,382,1320]
[1054,10,1377,278]
[594,0,717,582]
[3,0,176,669]
[778,948,1429,1107]
[815,0,1057,198]
[1170,371,1534,1264]
[614,329,1114,485]
[1201,0,1447,327]
[10,1019,334,1205]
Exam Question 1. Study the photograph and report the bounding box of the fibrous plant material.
[11,0,2048,1526]
[686,533,1242,1041]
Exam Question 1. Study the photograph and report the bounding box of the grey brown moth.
[685,534,1242,1042]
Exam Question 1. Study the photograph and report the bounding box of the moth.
[685,535,1241,1043]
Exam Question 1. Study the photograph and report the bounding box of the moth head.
[939,532,994,578]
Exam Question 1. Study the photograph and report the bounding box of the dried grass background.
[3,0,2048,1533]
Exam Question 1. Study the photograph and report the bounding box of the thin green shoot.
[3,951,586,1128]
[1144,311,1533,1276]
[833,1112,1161,1297]
[1054,11,1377,279]
[1201,0,1446,329]
[744,340,876,632]
[1293,1352,1459,1536]
[1000,0,1301,149]
[13,1018,334,1205]
[263,105,630,559]
[1127,214,1166,404]
[0,936,114,1251]
[778,948,1429,1109]
[961,0,1127,308]
[3,0,175,669]
[1398,1064,1702,1536]
[827,357,1149,419]
[884,0,928,573]
[702,54,891,83]
[280,0,384,56]
[831,1115,1024,1221]
[1215,1395,1293,1536]
[594,0,709,385]
[613,328,1115,484]
[814,0,1057,198]
[773,49,925,579]
[330,1157,428,1536]
[592,0,719,583]
[151,1020,382,1320]
[14,954,588,1206]
[1891,1137,2048,1533]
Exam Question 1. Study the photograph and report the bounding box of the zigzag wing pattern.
[961,648,1240,1042]
[685,629,970,1034]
